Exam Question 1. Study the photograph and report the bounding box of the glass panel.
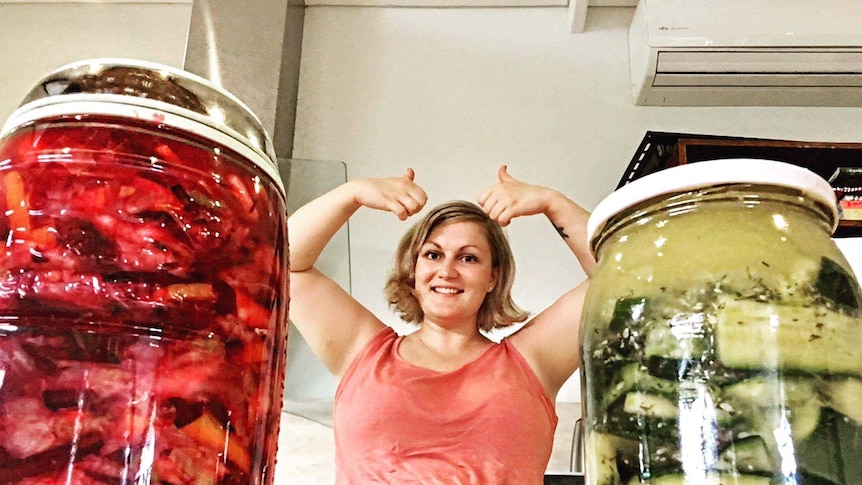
[279,158,349,427]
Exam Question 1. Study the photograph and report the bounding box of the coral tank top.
[333,327,558,484]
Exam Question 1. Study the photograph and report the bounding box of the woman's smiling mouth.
[432,286,464,295]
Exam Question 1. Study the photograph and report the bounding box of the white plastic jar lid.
[587,158,839,255]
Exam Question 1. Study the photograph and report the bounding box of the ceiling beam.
[568,0,587,32]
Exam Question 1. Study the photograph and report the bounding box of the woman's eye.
[424,251,440,260]
[462,255,478,263]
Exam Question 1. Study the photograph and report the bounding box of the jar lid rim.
[1,58,280,185]
[587,159,839,252]
[1,99,285,196]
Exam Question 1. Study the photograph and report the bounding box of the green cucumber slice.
[722,377,817,408]
[837,414,862,484]
[821,377,862,425]
[814,257,862,310]
[717,436,774,474]
[625,473,772,484]
[585,431,623,485]
[602,363,678,410]
[623,392,679,420]
[609,296,650,333]
[797,410,844,485]
[715,298,862,374]
[644,312,712,361]
[721,376,821,442]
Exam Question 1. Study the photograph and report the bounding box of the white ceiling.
[304,0,637,8]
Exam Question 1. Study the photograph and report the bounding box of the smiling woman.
[412,220,500,328]
[287,165,594,484]
[386,201,527,333]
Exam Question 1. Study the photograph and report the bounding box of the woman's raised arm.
[478,165,595,277]
[288,168,427,375]
[477,165,595,399]
[289,168,427,272]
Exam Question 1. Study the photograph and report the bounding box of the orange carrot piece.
[3,170,30,233]
[181,411,253,473]
[154,143,182,163]
[153,283,216,303]
[29,226,57,249]
[235,290,272,329]
[167,283,217,301]
[235,338,266,365]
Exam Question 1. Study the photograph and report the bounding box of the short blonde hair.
[384,201,528,332]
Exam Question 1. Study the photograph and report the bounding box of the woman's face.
[413,221,497,327]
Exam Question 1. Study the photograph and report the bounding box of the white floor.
[274,400,582,484]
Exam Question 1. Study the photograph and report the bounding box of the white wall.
[0,1,192,126]
[291,5,862,401]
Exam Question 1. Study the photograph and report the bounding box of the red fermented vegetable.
[0,118,287,485]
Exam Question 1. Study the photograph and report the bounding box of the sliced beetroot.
[168,397,205,428]
[56,219,117,261]
[42,388,100,411]
[0,432,103,482]
[22,333,121,365]
[7,274,216,330]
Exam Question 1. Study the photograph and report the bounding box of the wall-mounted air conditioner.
[629,0,862,106]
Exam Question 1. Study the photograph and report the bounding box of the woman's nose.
[438,259,458,278]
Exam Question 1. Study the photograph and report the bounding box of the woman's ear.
[487,270,498,293]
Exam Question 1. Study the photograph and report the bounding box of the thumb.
[498,165,514,182]
[403,167,415,181]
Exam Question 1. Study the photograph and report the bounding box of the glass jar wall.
[0,60,288,485]
[581,159,862,485]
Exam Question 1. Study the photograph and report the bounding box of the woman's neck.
[399,323,492,371]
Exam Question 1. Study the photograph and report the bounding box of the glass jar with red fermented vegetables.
[0,59,288,485]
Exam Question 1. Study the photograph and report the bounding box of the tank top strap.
[334,325,397,401]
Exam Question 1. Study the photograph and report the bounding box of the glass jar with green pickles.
[581,159,862,485]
